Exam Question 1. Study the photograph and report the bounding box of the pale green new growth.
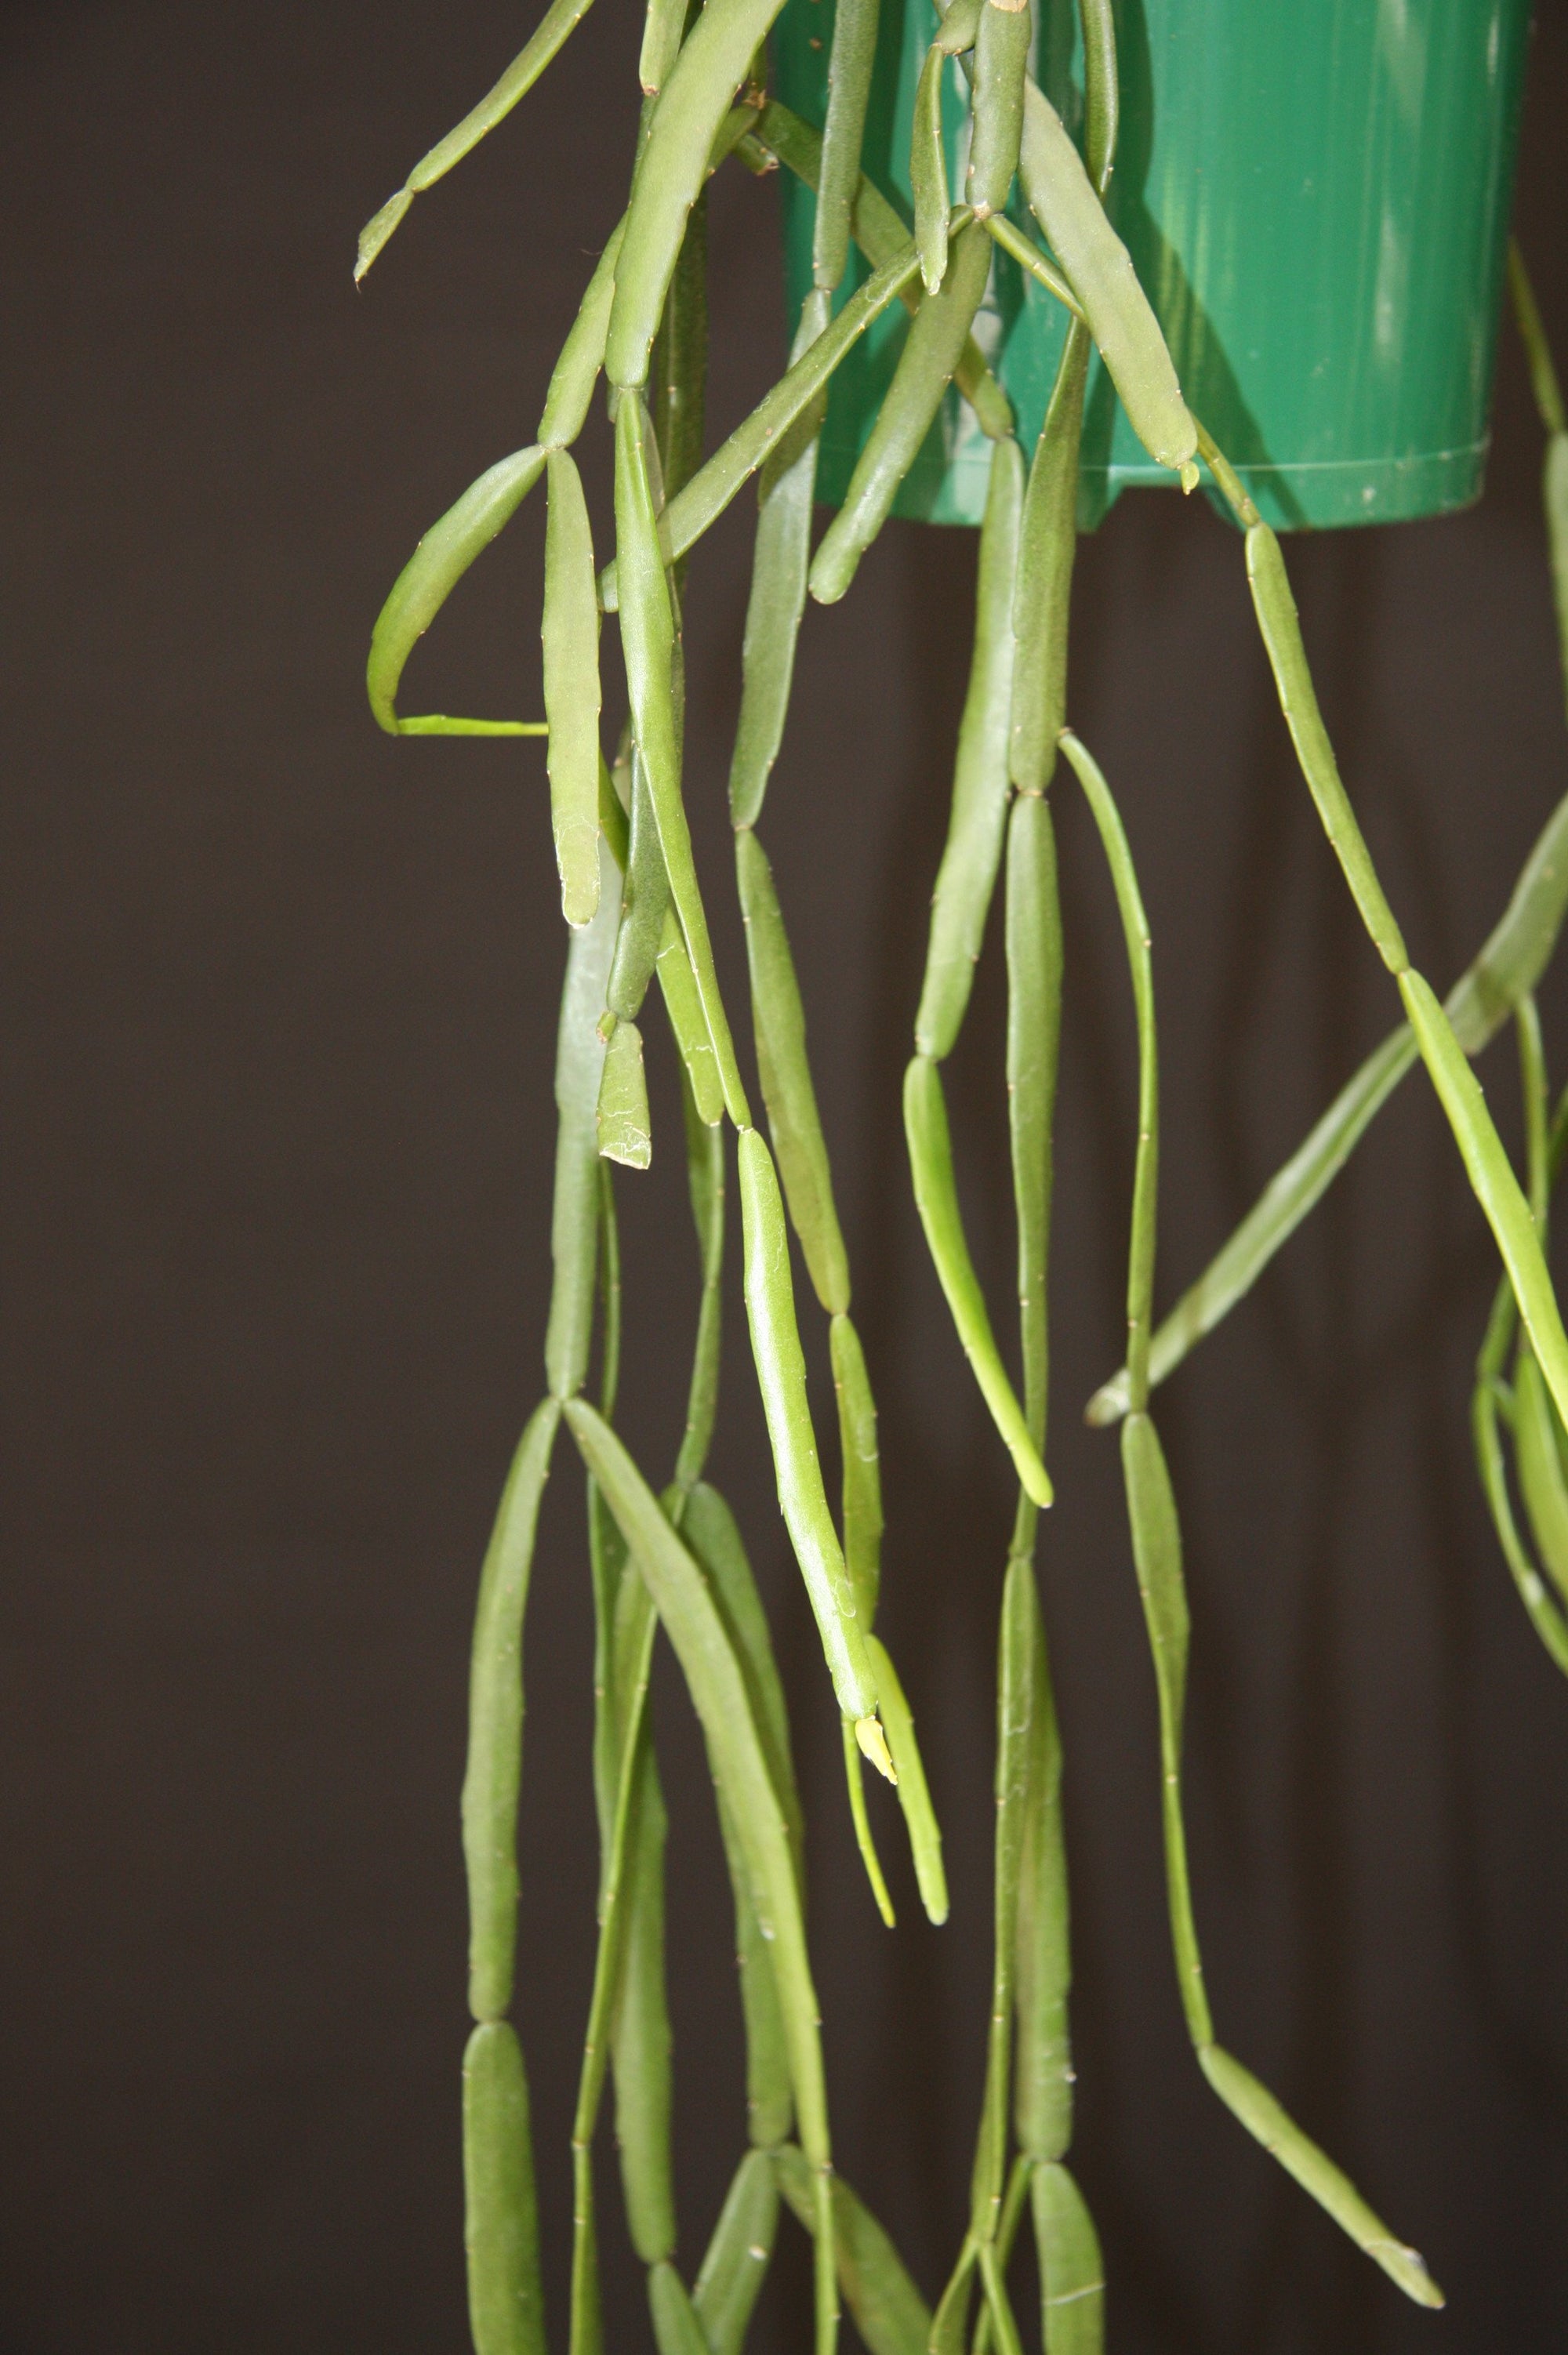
[905,1052,1054,1507]
[367,447,546,733]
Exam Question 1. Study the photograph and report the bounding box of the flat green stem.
[1088,771,1568,1425]
[905,1052,1053,1506]
[1509,241,1567,437]
[1518,996,1549,1229]
[969,2157,1033,2355]
[1059,735,1156,1408]
[982,212,1083,321]
[842,1719,896,1926]
[601,231,954,610]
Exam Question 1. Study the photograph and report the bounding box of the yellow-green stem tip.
[854,1715,897,1783]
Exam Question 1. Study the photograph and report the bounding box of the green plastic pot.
[773,0,1533,529]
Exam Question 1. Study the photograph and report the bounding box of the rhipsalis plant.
[358,0,1567,2346]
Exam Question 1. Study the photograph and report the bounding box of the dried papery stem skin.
[597,1018,652,1169]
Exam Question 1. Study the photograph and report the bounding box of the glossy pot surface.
[773,0,1533,528]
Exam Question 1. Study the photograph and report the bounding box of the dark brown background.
[5,2,1568,2350]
